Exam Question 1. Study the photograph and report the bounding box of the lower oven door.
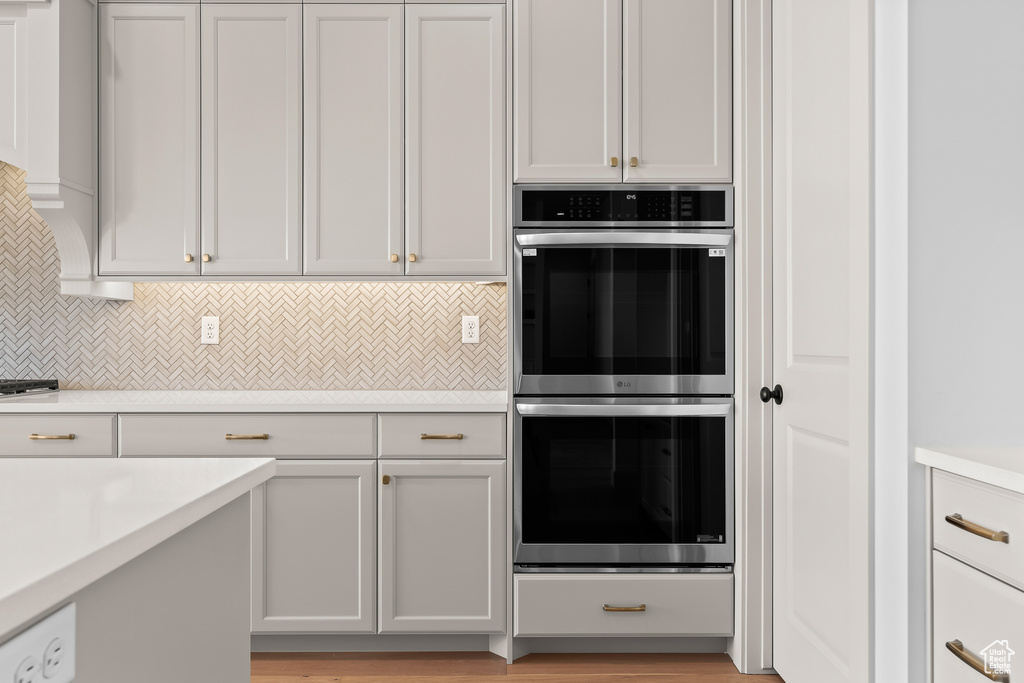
[514,397,734,569]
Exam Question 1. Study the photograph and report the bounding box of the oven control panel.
[514,186,733,226]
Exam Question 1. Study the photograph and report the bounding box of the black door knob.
[760,384,783,405]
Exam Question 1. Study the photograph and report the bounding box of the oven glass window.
[520,247,727,376]
[520,414,727,545]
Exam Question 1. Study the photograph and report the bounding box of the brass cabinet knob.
[382,474,391,485]
[629,157,639,168]
[185,253,194,263]
[409,254,417,263]
[390,254,399,263]
[611,156,619,168]
[202,253,212,263]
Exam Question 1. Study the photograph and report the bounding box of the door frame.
[728,0,774,674]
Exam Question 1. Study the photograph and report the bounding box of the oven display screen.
[518,190,727,223]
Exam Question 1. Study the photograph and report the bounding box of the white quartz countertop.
[0,390,508,413]
[0,457,275,640]
[915,447,1024,495]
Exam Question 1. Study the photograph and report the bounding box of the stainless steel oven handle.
[516,232,732,248]
[516,403,732,417]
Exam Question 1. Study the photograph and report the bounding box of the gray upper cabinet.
[513,0,621,183]
[378,459,505,633]
[303,5,404,276]
[405,4,505,277]
[99,4,200,275]
[251,460,376,633]
[201,4,302,275]
[623,0,731,183]
[513,0,732,184]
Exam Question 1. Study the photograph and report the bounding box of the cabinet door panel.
[513,0,621,182]
[304,5,404,275]
[201,4,301,275]
[624,0,732,182]
[379,460,505,632]
[99,4,200,275]
[252,460,376,633]
[406,4,505,276]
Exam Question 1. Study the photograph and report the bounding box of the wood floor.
[251,652,786,682]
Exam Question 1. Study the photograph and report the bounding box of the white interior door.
[771,0,872,681]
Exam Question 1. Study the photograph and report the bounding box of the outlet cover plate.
[201,316,219,345]
[461,315,480,344]
[0,603,75,683]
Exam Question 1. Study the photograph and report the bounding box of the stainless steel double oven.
[512,185,735,572]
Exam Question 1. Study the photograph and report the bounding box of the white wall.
[909,1,1024,680]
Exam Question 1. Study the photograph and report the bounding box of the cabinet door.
[405,4,505,276]
[0,12,26,170]
[623,0,732,182]
[303,5,404,276]
[201,4,301,275]
[99,4,200,275]
[252,460,376,633]
[379,460,505,632]
[513,0,622,182]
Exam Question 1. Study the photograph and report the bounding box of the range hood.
[0,0,132,300]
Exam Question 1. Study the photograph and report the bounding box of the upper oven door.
[514,229,733,395]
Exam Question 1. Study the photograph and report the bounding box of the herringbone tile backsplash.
[0,163,507,390]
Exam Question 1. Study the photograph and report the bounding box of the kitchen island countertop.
[0,457,275,640]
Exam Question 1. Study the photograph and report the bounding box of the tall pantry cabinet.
[99,2,504,278]
[513,0,732,183]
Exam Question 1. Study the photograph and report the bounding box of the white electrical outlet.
[461,315,480,344]
[201,315,219,345]
[0,603,75,683]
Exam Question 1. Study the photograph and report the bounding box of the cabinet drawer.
[379,413,505,458]
[0,415,115,457]
[933,550,1023,683]
[933,470,1024,590]
[119,414,375,458]
[514,574,732,637]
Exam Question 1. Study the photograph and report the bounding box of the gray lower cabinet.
[251,460,376,633]
[379,459,506,633]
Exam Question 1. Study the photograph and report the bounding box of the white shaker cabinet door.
[201,4,302,275]
[513,0,622,182]
[303,5,404,276]
[99,4,200,275]
[405,4,505,276]
[251,460,376,633]
[379,460,505,633]
[623,0,732,183]
[0,13,26,170]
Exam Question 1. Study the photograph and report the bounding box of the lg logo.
[616,381,632,388]
[626,194,637,200]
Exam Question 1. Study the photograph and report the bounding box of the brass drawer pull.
[602,604,646,612]
[420,433,464,440]
[382,474,391,485]
[946,640,1009,682]
[390,254,399,263]
[611,156,619,168]
[185,253,194,263]
[29,434,75,440]
[202,253,212,263]
[945,513,1009,544]
[225,433,269,440]
[629,157,639,168]
[409,253,418,263]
